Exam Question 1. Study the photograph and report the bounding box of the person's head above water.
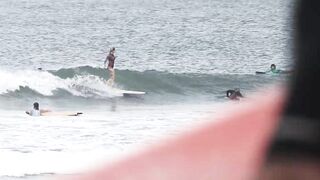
[33,102,39,110]
[226,90,234,97]
[270,64,276,70]
[109,47,115,55]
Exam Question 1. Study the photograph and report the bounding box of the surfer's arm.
[25,111,30,115]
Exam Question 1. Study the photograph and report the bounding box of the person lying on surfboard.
[268,64,281,74]
[25,102,83,116]
[25,102,51,116]
[256,64,292,75]
[104,47,116,86]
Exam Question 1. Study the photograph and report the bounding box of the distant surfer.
[25,102,82,116]
[104,47,116,86]
[226,88,243,100]
[25,102,51,116]
[267,64,282,74]
[256,64,292,74]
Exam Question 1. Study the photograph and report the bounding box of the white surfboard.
[41,112,83,116]
[111,88,146,96]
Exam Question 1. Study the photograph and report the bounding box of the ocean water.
[0,0,292,179]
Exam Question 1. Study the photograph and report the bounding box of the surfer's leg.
[106,68,115,86]
[110,68,115,81]
[112,69,115,81]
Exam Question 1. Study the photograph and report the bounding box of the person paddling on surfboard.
[256,64,292,75]
[25,102,51,116]
[104,47,116,86]
[25,102,83,116]
[267,64,282,74]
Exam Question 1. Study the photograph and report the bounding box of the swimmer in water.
[226,88,244,100]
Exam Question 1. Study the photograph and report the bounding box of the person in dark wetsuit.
[226,88,243,100]
[104,47,116,86]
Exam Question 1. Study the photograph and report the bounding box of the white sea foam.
[0,149,118,177]
[0,69,119,98]
[0,104,218,177]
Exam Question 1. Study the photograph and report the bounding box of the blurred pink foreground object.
[66,87,285,180]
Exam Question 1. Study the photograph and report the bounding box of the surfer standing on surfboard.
[104,47,116,86]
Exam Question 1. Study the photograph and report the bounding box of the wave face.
[0,66,283,102]
[0,68,118,99]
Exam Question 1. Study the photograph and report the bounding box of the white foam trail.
[0,69,119,98]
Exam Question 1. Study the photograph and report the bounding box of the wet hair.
[226,90,235,97]
[33,102,39,110]
[226,89,243,98]
[109,47,115,54]
[270,64,276,69]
